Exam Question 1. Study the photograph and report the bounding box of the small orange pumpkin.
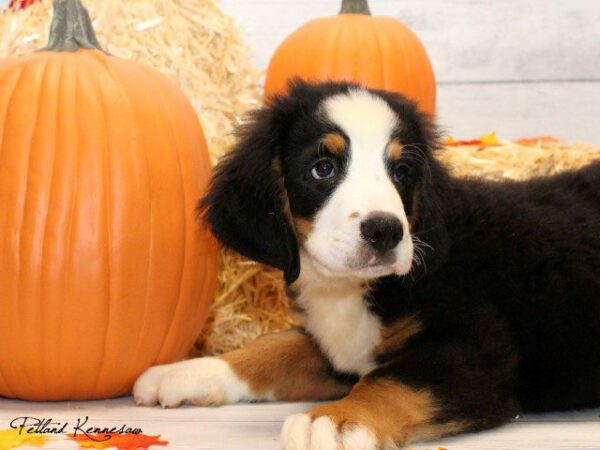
[0,0,219,400]
[264,0,436,114]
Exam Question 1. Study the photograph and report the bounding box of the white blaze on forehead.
[323,89,398,143]
[321,89,406,217]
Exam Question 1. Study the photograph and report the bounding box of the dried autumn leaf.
[0,427,48,450]
[67,432,168,450]
[516,136,561,148]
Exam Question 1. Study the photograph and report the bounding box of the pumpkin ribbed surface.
[0,49,219,400]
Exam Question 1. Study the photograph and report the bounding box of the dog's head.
[202,81,444,284]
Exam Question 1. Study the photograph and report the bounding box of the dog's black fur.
[202,80,600,436]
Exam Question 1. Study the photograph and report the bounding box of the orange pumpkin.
[264,0,436,114]
[0,0,219,400]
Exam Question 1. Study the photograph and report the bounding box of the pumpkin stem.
[42,0,105,53]
[339,0,371,15]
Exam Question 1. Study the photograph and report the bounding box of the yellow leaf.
[0,428,48,450]
[480,131,499,146]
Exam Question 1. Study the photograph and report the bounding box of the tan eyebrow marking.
[321,132,347,155]
[387,138,403,161]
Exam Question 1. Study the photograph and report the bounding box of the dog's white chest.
[296,268,382,375]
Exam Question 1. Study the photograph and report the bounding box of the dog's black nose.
[360,212,403,254]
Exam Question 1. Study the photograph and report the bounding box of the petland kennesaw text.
[10,416,142,440]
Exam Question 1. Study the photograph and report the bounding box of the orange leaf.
[443,132,499,149]
[67,432,169,450]
[516,136,561,148]
[443,138,483,147]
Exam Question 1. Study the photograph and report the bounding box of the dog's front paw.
[133,357,252,408]
[281,413,380,450]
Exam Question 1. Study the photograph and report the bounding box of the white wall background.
[220,0,600,143]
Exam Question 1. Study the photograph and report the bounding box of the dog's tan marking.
[294,218,314,243]
[321,132,347,155]
[348,211,360,219]
[220,329,353,402]
[375,316,422,357]
[309,379,466,446]
[387,138,403,161]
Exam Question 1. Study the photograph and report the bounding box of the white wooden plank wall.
[219,0,600,143]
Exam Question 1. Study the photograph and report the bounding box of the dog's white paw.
[280,414,379,450]
[133,357,252,408]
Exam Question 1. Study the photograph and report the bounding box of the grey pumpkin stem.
[339,0,371,15]
[43,0,105,52]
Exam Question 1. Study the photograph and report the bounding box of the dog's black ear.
[200,107,300,284]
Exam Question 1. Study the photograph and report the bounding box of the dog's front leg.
[133,329,355,408]
[281,341,520,449]
[281,377,466,450]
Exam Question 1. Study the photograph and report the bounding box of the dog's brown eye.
[311,159,336,180]
[393,164,411,183]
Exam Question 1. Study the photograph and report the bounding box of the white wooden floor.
[0,398,598,449]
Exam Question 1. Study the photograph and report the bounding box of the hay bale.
[3,4,599,357]
[439,136,600,180]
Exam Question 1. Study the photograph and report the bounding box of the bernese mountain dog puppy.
[134,81,600,450]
